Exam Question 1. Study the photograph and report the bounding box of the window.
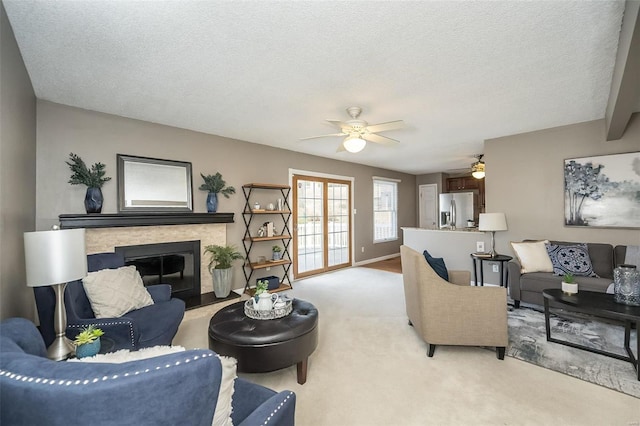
[373,178,398,242]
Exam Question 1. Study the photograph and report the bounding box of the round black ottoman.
[208,298,318,384]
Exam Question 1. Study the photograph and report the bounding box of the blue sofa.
[0,318,296,426]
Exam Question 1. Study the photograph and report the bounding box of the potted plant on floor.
[73,325,104,358]
[66,153,111,213]
[204,244,243,298]
[561,273,578,295]
[199,172,236,213]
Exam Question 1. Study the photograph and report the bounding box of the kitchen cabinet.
[445,175,485,215]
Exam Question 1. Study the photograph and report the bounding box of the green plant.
[66,153,111,188]
[255,279,269,296]
[563,273,575,284]
[272,245,282,253]
[198,172,236,197]
[73,325,104,346]
[204,244,243,270]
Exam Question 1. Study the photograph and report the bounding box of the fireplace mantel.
[59,212,234,229]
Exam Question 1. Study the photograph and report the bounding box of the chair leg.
[496,347,505,360]
[427,344,436,357]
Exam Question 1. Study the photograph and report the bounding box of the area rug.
[508,307,639,398]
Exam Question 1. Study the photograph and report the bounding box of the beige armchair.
[400,245,508,359]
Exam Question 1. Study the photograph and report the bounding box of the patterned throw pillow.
[545,243,598,277]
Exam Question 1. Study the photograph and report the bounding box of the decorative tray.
[244,295,293,320]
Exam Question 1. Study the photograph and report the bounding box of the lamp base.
[47,336,75,361]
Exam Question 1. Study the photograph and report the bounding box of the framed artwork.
[117,154,193,212]
[564,152,640,228]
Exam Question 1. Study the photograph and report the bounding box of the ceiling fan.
[300,106,404,153]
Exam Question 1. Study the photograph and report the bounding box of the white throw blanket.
[625,245,640,268]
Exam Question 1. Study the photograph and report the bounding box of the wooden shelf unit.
[241,183,293,295]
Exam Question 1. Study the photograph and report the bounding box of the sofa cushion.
[82,266,154,318]
[546,243,597,277]
[550,241,614,279]
[520,272,613,294]
[510,240,553,273]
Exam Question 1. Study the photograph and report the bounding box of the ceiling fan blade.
[362,133,400,145]
[336,142,346,153]
[300,133,345,141]
[365,120,404,133]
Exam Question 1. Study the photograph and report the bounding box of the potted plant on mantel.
[66,153,111,214]
[199,172,236,213]
[73,325,104,359]
[204,244,243,298]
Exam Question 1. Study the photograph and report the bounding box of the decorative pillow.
[423,250,449,281]
[82,266,154,318]
[510,240,553,273]
[545,243,598,277]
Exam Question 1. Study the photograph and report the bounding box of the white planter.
[212,268,233,298]
[561,281,578,295]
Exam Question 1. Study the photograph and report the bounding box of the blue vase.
[84,187,103,213]
[76,338,101,359]
[206,192,218,213]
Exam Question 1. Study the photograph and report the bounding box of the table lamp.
[24,227,87,360]
[478,213,507,258]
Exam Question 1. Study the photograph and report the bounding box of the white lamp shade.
[24,228,87,287]
[478,213,507,232]
[343,135,366,153]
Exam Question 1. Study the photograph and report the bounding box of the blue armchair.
[34,253,185,351]
[0,318,296,426]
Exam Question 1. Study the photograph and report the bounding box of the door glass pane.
[328,182,350,267]
[297,180,324,274]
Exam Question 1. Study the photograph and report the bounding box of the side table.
[470,254,513,287]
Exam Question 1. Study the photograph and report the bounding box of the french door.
[293,175,352,278]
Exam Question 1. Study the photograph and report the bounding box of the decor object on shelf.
[73,325,104,358]
[66,153,111,213]
[204,244,243,298]
[471,154,485,179]
[478,213,507,257]
[260,275,280,290]
[564,152,640,228]
[117,154,193,213]
[613,264,640,306]
[24,227,88,360]
[199,172,236,213]
[561,273,578,295]
[272,245,283,261]
[300,106,404,153]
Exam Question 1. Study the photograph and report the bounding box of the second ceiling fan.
[301,106,404,153]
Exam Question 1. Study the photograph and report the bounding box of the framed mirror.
[117,154,193,212]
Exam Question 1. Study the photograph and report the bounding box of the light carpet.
[508,306,639,398]
[174,267,638,425]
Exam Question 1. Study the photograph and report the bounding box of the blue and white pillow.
[545,243,598,277]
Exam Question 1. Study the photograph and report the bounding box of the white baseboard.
[354,252,400,267]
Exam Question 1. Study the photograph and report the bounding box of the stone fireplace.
[59,213,237,309]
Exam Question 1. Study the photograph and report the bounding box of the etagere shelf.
[241,183,293,295]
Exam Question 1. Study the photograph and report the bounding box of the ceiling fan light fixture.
[471,155,485,179]
[343,134,366,153]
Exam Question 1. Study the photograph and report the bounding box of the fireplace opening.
[115,241,200,306]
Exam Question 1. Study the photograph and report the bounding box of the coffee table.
[542,288,639,380]
[208,298,318,384]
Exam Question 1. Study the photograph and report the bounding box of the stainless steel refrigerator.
[439,192,475,229]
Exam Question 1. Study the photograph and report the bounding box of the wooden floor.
[360,257,402,274]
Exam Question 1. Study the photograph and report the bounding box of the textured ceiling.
[3,1,627,174]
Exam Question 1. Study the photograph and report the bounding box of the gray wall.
[485,115,640,258]
[36,101,416,290]
[0,3,37,320]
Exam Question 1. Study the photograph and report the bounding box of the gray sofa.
[507,241,629,307]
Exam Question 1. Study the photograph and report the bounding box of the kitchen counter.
[401,227,495,284]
